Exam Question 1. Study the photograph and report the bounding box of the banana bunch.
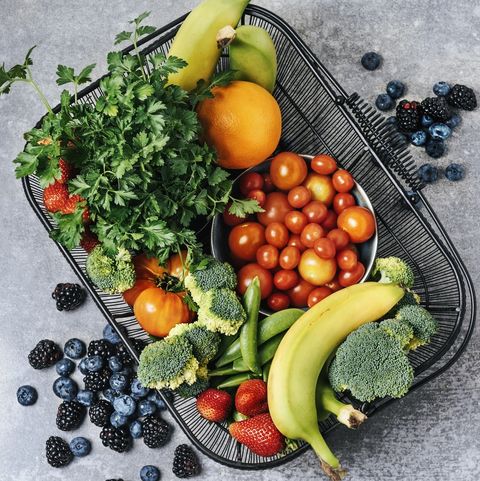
[268,282,404,481]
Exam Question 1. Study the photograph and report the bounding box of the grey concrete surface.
[0,1,479,480]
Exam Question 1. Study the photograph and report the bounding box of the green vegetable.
[240,277,261,375]
[85,244,135,294]
[395,304,438,350]
[233,333,284,372]
[262,361,271,383]
[379,318,414,349]
[175,365,209,398]
[138,336,199,390]
[371,257,415,288]
[216,372,256,389]
[198,288,246,336]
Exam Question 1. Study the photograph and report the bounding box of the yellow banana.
[229,25,277,92]
[268,282,404,480]
[168,0,250,91]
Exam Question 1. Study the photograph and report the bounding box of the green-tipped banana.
[168,0,250,91]
[268,282,404,480]
[229,25,277,92]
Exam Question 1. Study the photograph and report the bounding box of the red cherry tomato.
[265,222,289,249]
[237,263,273,299]
[321,209,338,231]
[333,192,356,214]
[302,201,328,223]
[287,279,315,307]
[325,276,342,292]
[313,237,336,259]
[307,286,333,308]
[284,211,308,234]
[298,249,337,286]
[247,189,266,208]
[279,246,301,270]
[257,192,292,226]
[262,173,275,193]
[337,206,375,243]
[223,203,244,227]
[287,186,311,209]
[287,234,307,252]
[332,169,355,193]
[311,154,337,175]
[267,292,291,311]
[270,152,308,190]
[337,248,358,271]
[300,223,325,248]
[274,269,300,291]
[239,172,264,196]
[303,173,335,206]
[228,222,265,261]
[338,262,365,287]
[327,228,350,250]
[256,244,279,270]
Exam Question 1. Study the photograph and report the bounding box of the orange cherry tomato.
[284,211,308,234]
[270,152,308,190]
[313,237,336,259]
[298,249,337,286]
[256,244,279,270]
[287,234,307,252]
[338,262,365,287]
[265,222,289,249]
[332,169,355,193]
[327,228,350,250]
[262,173,275,193]
[279,246,301,270]
[267,292,290,311]
[303,173,335,206]
[134,287,190,337]
[325,276,342,292]
[287,279,315,307]
[237,263,273,299]
[302,201,328,223]
[229,222,265,261]
[321,209,338,231]
[337,248,358,271]
[287,186,311,209]
[239,172,264,196]
[133,253,167,281]
[311,154,337,175]
[257,192,292,226]
[168,250,189,280]
[247,189,266,208]
[123,278,155,307]
[337,206,375,243]
[300,223,325,248]
[307,286,333,308]
[333,192,356,214]
[274,269,300,291]
[223,203,245,227]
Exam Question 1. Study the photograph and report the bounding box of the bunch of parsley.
[2,12,261,263]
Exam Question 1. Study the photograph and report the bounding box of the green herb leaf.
[114,30,132,45]
[56,65,75,85]
[229,198,265,217]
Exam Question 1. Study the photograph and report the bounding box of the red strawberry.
[61,194,86,216]
[58,158,73,184]
[235,379,268,417]
[196,388,232,422]
[229,413,284,457]
[43,181,69,212]
[80,227,99,253]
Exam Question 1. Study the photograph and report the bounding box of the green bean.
[217,372,257,389]
[233,333,284,371]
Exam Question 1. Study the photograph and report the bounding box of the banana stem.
[309,434,343,474]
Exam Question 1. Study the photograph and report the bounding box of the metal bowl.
[211,155,378,315]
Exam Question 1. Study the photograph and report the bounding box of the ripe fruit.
[311,154,337,175]
[298,249,336,286]
[235,379,269,416]
[300,223,325,248]
[337,206,375,243]
[375,93,394,111]
[273,269,299,291]
[361,52,381,70]
[239,172,264,196]
[43,181,69,212]
[287,279,314,307]
[284,211,308,234]
[307,286,333,307]
[287,185,311,208]
[303,173,335,206]
[267,292,290,311]
[313,237,336,260]
[265,222,289,249]
[228,222,265,261]
[257,192,292,225]
[197,80,282,169]
[333,192,355,214]
[332,170,354,193]
[270,152,308,190]
[256,244,279,270]
[196,388,232,422]
[338,262,366,287]
[279,246,300,270]
[237,263,273,299]
[302,201,328,223]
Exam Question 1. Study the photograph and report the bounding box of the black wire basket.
[21,4,476,470]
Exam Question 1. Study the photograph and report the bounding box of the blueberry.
[130,379,150,399]
[147,391,166,410]
[53,376,78,400]
[78,358,89,375]
[361,51,381,71]
[113,394,136,416]
[446,114,461,129]
[76,389,96,407]
[103,324,126,345]
[69,437,91,457]
[119,367,133,378]
[445,163,465,181]
[410,130,427,146]
[110,411,129,428]
[420,115,434,127]
[417,163,439,183]
[16,385,38,406]
[55,358,75,376]
[385,116,398,127]
[103,388,122,404]
[108,356,123,373]
[140,465,160,481]
[425,139,446,159]
[386,80,405,99]
[405,191,421,205]
[84,355,104,372]
[428,123,451,140]
[138,400,156,417]
[64,338,86,359]
[375,93,394,111]
[110,373,129,391]
[433,81,451,97]
[129,419,143,439]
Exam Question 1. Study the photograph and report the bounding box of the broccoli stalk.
[371,257,415,288]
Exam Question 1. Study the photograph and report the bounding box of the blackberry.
[56,401,85,431]
[420,97,452,121]
[100,425,131,453]
[89,399,113,427]
[52,283,86,311]
[84,366,112,392]
[446,84,477,111]
[88,339,115,359]
[395,100,420,132]
[46,436,73,468]
[28,339,63,369]
[172,444,200,478]
[115,339,146,366]
[142,415,171,448]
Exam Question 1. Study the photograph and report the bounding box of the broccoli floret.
[86,245,135,294]
[329,323,414,403]
[198,288,246,336]
[395,305,438,350]
[137,336,199,390]
[175,365,209,398]
[379,318,414,349]
[371,257,415,288]
[184,257,237,304]
[385,288,421,318]
[168,323,221,364]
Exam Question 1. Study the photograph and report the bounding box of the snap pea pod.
[262,361,272,383]
[215,308,303,367]
[214,333,238,360]
[240,277,262,375]
[233,333,284,371]
[217,372,257,389]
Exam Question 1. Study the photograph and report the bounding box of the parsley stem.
[26,67,53,115]
[133,31,147,81]
[74,82,78,104]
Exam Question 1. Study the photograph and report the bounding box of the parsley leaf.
[229,198,265,217]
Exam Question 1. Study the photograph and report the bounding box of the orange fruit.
[197,80,282,169]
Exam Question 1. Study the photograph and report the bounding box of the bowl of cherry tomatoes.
[211,152,378,315]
